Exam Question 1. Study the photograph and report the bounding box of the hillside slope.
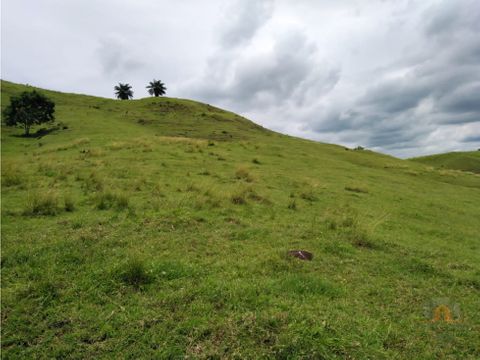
[410,151,480,174]
[1,80,479,359]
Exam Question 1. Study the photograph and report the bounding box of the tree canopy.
[146,80,167,97]
[114,83,133,100]
[2,90,55,136]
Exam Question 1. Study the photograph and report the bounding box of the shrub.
[287,199,297,210]
[152,183,165,197]
[404,258,438,276]
[246,188,269,204]
[38,161,57,177]
[190,188,222,209]
[205,195,222,208]
[348,229,377,249]
[231,193,246,205]
[81,148,104,157]
[108,141,130,151]
[116,259,152,288]
[300,189,317,202]
[95,191,129,210]
[324,206,373,245]
[134,178,147,191]
[23,191,60,216]
[73,138,90,146]
[134,138,153,152]
[185,183,200,192]
[1,164,22,187]
[83,171,104,192]
[64,195,75,212]
[229,187,269,206]
[199,170,211,176]
[235,166,254,182]
[345,186,369,194]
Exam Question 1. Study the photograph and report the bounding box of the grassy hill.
[410,151,480,174]
[1,80,479,359]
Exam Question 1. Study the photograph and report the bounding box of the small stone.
[287,250,313,261]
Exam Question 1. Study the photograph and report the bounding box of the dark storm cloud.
[209,31,339,110]
[364,122,431,150]
[438,83,480,115]
[424,0,480,38]
[360,80,430,114]
[358,63,479,119]
[303,0,480,156]
[187,1,340,114]
[462,134,480,143]
[219,0,274,48]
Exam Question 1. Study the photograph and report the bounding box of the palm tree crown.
[146,79,167,97]
[114,83,133,100]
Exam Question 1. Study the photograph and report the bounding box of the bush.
[324,207,380,249]
[230,187,269,206]
[1,164,22,187]
[348,229,377,249]
[83,171,105,192]
[95,191,129,210]
[287,199,297,210]
[246,188,270,204]
[23,192,60,216]
[116,259,152,288]
[231,194,246,205]
[73,138,90,146]
[64,195,75,212]
[235,166,254,182]
[300,190,317,202]
[345,186,369,194]
[403,258,438,276]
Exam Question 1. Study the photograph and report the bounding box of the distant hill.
[410,151,480,174]
[2,80,479,359]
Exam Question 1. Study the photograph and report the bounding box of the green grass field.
[1,80,479,359]
[411,151,480,174]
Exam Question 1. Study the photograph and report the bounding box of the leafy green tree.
[146,79,167,97]
[2,91,55,136]
[114,83,133,100]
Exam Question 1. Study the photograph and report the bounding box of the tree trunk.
[24,123,30,136]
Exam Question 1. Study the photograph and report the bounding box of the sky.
[2,0,479,158]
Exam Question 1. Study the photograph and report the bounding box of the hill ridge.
[1,80,480,359]
[410,150,480,174]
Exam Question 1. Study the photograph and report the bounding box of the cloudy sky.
[2,0,479,157]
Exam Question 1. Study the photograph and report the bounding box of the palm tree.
[146,79,167,97]
[114,83,133,100]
